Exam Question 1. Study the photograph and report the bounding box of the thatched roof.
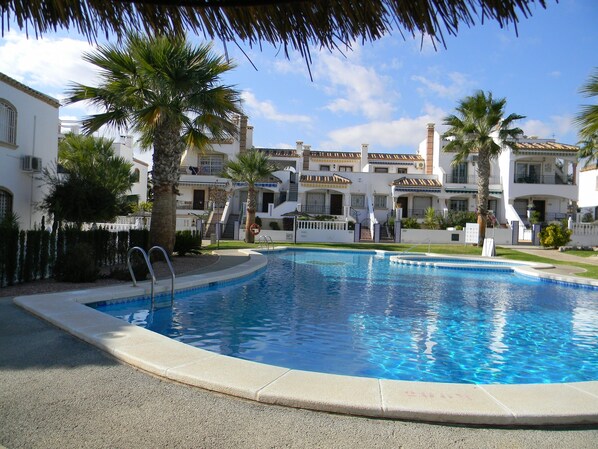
[1,1,549,64]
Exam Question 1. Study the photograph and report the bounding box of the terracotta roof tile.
[514,142,579,152]
[310,151,361,159]
[257,148,298,157]
[369,153,422,161]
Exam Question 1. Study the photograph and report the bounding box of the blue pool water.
[397,256,521,265]
[94,250,598,384]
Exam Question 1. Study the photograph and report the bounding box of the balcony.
[445,175,501,185]
[180,164,222,176]
[513,174,573,185]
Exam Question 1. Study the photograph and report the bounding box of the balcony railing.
[180,165,222,176]
[513,174,573,185]
[445,175,501,184]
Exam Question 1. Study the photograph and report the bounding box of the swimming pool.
[94,249,598,385]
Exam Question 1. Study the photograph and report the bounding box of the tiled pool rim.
[14,248,598,427]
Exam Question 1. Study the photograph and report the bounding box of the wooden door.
[193,190,205,210]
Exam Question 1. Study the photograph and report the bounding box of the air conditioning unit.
[21,156,42,172]
[414,161,424,169]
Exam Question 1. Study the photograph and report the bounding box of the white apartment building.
[578,161,598,220]
[422,123,580,227]
[176,117,582,240]
[111,135,149,205]
[0,73,60,229]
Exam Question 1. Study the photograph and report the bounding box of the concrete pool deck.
[11,248,598,428]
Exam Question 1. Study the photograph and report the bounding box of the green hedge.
[0,227,149,287]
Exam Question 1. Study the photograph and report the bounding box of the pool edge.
[13,248,598,427]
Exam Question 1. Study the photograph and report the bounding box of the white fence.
[570,223,598,246]
[400,228,513,245]
[296,220,354,243]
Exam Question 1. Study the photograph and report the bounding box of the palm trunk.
[150,120,185,254]
[476,151,491,246]
[245,184,257,243]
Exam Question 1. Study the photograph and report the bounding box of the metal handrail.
[400,239,431,255]
[127,246,157,304]
[149,246,175,306]
[257,235,273,251]
[127,246,175,308]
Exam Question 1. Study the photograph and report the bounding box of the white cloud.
[320,105,445,151]
[241,91,312,123]
[522,115,575,140]
[0,31,96,89]
[412,72,474,99]
[313,52,397,121]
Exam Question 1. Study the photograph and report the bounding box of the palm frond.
[1,1,549,66]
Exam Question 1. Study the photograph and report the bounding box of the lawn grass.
[204,240,598,279]
[564,249,598,258]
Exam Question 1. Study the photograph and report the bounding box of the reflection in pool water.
[94,250,598,385]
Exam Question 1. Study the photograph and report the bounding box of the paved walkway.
[507,246,598,266]
[1,249,597,448]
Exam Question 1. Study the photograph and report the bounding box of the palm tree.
[222,150,276,243]
[58,133,134,200]
[577,133,598,168]
[64,34,242,253]
[443,90,524,245]
[41,133,136,228]
[576,68,598,165]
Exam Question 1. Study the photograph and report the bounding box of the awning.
[179,180,229,187]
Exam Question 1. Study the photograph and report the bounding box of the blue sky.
[0,0,596,161]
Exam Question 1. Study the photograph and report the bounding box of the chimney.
[302,144,311,170]
[426,123,435,175]
[361,144,369,171]
[239,115,248,153]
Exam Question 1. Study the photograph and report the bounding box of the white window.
[0,100,17,146]
[198,154,224,175]
[338,165,353,172]
[397,168,407,174]
[374,195,387,209]
[515,162,541,183]
[351,194,366,209]
[319,165,330,171]
[449,199,468,211]
[374,167,388,173]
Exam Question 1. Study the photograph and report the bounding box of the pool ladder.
[127,246,175,308]
[257,235,274,251]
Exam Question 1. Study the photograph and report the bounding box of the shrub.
[54,242,99,282]
[529,211,542,225]
[0,212,20,286]
[254,216,262,227]
[174,230,201,256]
[269,221,280,230]
[581,212,594,223]
[401,217,420,229]
[446,210,477,228]
[422,207,441,230]
[539,223,572,249]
